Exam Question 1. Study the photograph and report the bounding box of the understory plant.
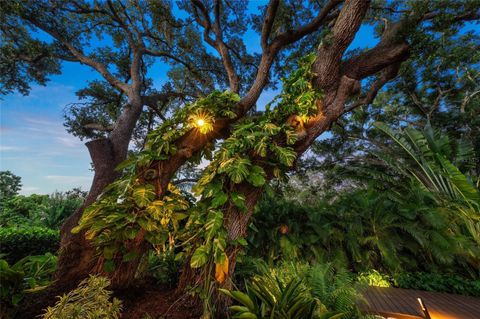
[0,226,59,263]
[356,270,390,288]
[393,272,480,297]
[221,262,363,319]
[0,253,57,315]
[42,275,122,319]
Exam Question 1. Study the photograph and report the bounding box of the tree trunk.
[176,185,262,318]
[55,99,144,288]
[54,138,123,287]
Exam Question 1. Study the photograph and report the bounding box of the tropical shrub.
[222,261,364,319]
[250,185,480,277]
[42,275,122,319]
[356,270,390,288]
[247,196,311,263]
[0,194,50,227]
[147,251,181,287]
[393,272,480,297]
[308,263,362,319]
[220,273,323,319]
[0,253,57,312]
[0,191,84,229]
[0,227,59,263]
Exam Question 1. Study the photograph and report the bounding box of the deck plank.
[358,287,480,319]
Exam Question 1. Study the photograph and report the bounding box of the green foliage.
[221,261,363,319]
[220,274,319,319]
[373,122,480,208]
[0,253,56,308]
[0,191,84,229]
[0,171,22,201]
[147,251,181,287]
[72,91,242,270]
[250,185,480,278]
[42,275,122,319]
[183,54,321,291]
[307,264,361,319]
[393,272,480,297]
[356,270,390,288]
[0,227,59,263]
[73,183,189,272]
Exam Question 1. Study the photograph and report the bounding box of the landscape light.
[196,118,206,127]
[189,112,214,134]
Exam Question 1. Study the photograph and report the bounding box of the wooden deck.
[358,286,480,319]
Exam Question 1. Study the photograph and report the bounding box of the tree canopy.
[1,0,479,317]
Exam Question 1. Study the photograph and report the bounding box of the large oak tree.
[1,0,478,316]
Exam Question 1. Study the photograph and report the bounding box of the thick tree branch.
[314,0,370,90]
[191,0,240,93]
[25,18,129,94]
[272,0,342,49]
[83,123,115,132]
[261,0,280,50]
[345,62,402,113]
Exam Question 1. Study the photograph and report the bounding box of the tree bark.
[55,100,144,288]
[54,138,123,287]
[176,184,262,317]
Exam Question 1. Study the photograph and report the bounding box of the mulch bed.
[116,281,202,319]
[14,278,202,319]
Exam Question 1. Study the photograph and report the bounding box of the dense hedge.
[394,272,480,297]
[0,227,59,263]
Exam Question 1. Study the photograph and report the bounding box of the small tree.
[0,171,22,201]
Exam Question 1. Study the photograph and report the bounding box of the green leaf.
[133,185,156,208]
[103,246,117,260]
[12,294,23,306]
[236,238,248,246]
[137,217,158,232]
[104,260,115,273]
[122,251,138,262]
[223,157,251,184]
[270,144,296,166]
[246,166,266,187]
[230,291,256,310]
[211,192,228,208]
[232,313,258,319]
[173,213,188,221]
[231,192,247,212]
[205,210,224,239]
[114,155,137,171]
[254,137,268,157]
[190,245,209,268]
[71,225,83,234]
[146,200,164,217]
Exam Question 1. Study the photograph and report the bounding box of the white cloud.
[0,145,25,151]
[55,136,83,148]
[19,186,40,195]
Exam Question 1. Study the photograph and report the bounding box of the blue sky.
[0,3,381,195]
